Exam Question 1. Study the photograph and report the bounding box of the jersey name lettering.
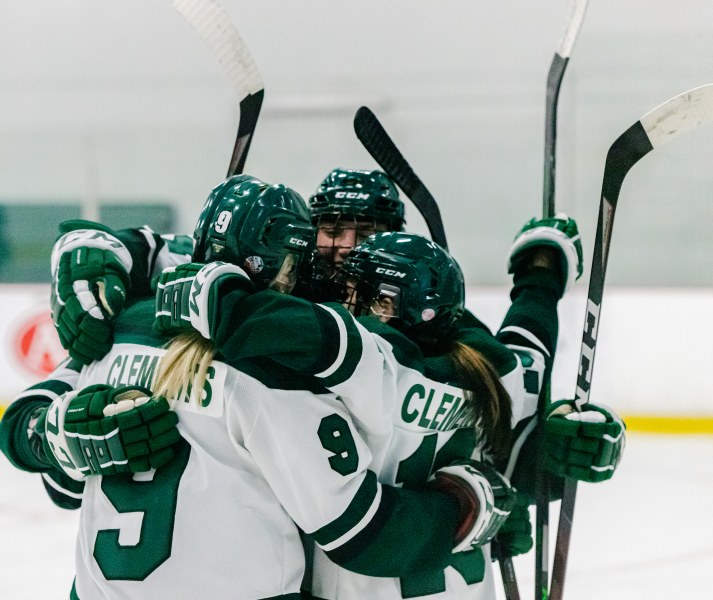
[397,369,473,432]
[107,353,158,389]
[80,345,226,418]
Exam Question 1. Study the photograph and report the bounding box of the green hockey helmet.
[338,232,465,343]
[309,168,405,231]
[193,174,316,292]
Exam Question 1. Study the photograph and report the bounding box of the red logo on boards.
[14,311,67,377]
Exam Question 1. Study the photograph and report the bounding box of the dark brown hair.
[448,341,512,465]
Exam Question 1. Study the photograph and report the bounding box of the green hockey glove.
[50,221,132,364]
[43,384,180,480]
[155,261,254,338]
[429,460,517,552]
[155,263,204,334]
[493,496,533,559]
[507,213,583,293]
[545,399,626,483]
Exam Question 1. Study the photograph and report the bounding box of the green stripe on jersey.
[315,305,363,389]
[310,470,378,547]
[325,485,459,578]
[20,378,73,399]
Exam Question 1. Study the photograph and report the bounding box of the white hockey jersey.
[67,299,462,600]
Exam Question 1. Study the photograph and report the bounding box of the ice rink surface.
[1,432,712,600]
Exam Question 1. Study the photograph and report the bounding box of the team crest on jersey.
[244,255,264,274]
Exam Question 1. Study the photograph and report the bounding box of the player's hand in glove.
[50,220,133,364]
[155,261,254,338]
[42,384,180,481]
[493,495,532,559]
[545,399,626,483]
[428,460,517,552]
[507,213,583,293]
[154,262,204,334]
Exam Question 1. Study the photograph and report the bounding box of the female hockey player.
[0,174,510,600]
[0,167,411,519]
[2,171,611,596]
[150,217,624,599]
[305,167,405,301]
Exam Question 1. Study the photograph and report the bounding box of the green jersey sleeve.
[0,358,86,510]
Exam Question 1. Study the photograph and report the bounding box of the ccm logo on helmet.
[289,237,308,247]
[335,192,370,200]
[375,267,406,278]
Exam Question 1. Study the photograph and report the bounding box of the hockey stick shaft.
[533,3,588,600]
[549,83,713,600]
[353,106,448,249]
[542,0,589,218]
[172,0,264,177]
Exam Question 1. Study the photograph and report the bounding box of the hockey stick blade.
[534,3,588,600]
[353,106,448,249]
[550,82,713,600]
[172,0,265,177]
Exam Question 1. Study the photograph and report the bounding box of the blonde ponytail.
[153,331,217,403]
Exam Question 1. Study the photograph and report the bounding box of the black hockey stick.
[353,106,448,250]
[531,2,589,600]
[549,83,713,600]
[172,0,265,177]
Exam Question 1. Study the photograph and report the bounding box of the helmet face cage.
[306,168,405,301]
[193,174,316,292]
[309,168,405,232]
[311,212,389,278]
[337,232,465,341]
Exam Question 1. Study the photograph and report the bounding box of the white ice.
[1,433,712,600]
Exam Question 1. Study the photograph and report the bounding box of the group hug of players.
[0,167,625,599]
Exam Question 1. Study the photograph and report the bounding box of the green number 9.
[317,413,359,476]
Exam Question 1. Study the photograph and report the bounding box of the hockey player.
[149,219,624,599]
[304,167,405,301]
[0,168,406,509]
[49,221,193,364]
[0,175,513,600]
[5,171,623,596]
[0,225,194,507]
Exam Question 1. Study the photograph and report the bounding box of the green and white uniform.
[0,227,194,509]
[39,300,462,600]
[206,265,562,600]
[0,358,86,509]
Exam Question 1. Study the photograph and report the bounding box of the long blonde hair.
[448,341,512,465]
[153,331,216,402]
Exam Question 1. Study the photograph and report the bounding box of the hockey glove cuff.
[507,213,583,293]
[493,495,533,559]
[429,460,516,552]
[43,384,180,480]
[545,399,626,483]
[155,263,204,334]
[155,261,254,338]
